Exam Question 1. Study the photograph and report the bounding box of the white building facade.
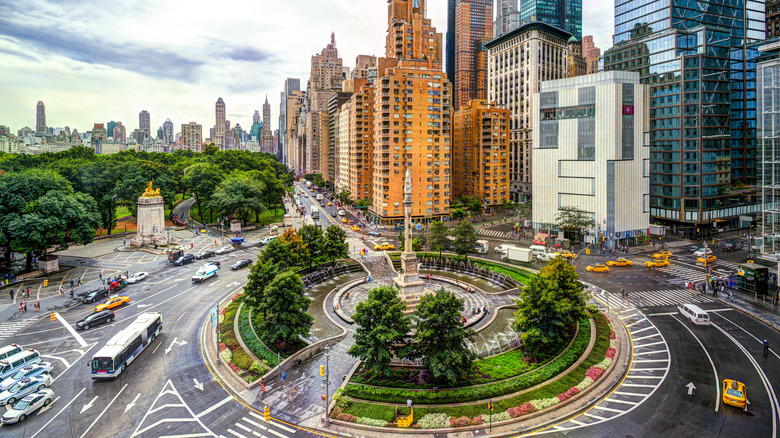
[532,71,650,248]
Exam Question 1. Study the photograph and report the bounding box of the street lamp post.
[323,345,331,427]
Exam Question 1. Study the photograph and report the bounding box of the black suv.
[75,310,115,330]
[173,254,196,266]
[196,250,215,260]
[230,259,253,270]
[82,288,110,304]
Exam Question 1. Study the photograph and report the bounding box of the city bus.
[311,206,320,220]
[88,312,163,379]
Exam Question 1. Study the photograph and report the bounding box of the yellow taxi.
[585,264,609,273]
[93,296,131,312]
[606,258,634,267]
[644,259,670,268]
[652,251,673,259]
[341,217,348,223]
[351,225,361,232]
[327,202,332,206]
[558,250,575,259]
[697,255,717,264]
[374,242,395,251]
[722,379,747,408]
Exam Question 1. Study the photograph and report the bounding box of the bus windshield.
[92,357,113,372]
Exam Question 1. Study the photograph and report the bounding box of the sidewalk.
[713,288,780,332]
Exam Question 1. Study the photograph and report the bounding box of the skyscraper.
[253,110,261,125]
[604,0,765,231]
[36,101,46,134]
[581,35,601,74]
[215,98,225,149]
[162,119,174,145]
[107,121,117,139]
[138,110,150,141]
[493,0,520,38]
[113,122,126,143]
[385,0,442,63]
[280,78,301,166]
[446,0,456,83]
[263,96,271,132]
[91,123,106,144]
[520,0,582,39]
[453,0,493,109]
[181,122,203,151]
[769,0,780,38]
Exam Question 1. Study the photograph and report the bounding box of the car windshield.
[7,383,24,393]
[10,369,33,380]
[12,399,31,410]
[726,387,743,398]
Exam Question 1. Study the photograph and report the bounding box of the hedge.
[342,319,590,404]
[390,252,535,286]
[238,304,280,368]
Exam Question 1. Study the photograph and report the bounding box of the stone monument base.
[38,255,59,274]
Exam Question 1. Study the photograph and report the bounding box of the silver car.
[215,245,234,255]
[126,272,149,284]
[0,362,53,391]
[1,389,55,424]
[0,374,52,406]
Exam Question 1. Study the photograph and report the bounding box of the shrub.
[336,413,356,422]
[595,357,612,369]
[609,330,616,340]
[222,321,234,334]
[218,342,227,351]
[450,416,471,427]
[507,402,536,418]
[330,407,344,418]
[557,387,580,402]
[228,362,241,373]
[222,331,239,351]
[333,390,352,409]
[356,417,389,427]
[417,413,450,429]
[575,377,594,391]
[249,361,266,374]
[530,397,558,411]
[232,349,254,370]
[238,305,282,367]
[220,349,233,364]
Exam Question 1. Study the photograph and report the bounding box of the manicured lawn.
[115,206,132,220]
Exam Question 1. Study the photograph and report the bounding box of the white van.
[0,349,41,380]
[192,264,219,283]
[678,303,710,325]
[693,247,713,257]
[536,252,561,262]
[0,344,23,361]
[530,245,547,257]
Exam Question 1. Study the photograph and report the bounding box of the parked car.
[733,241,744,251]
[230,259,253,270]
[0,363,54,391]
[126,272,148,284]
[173,254,195,266]
[0,374,52,406]
[0,389,55,424]
[215,245,235,255]
[195,250,215,259]
[93,296,131,312]
[81,288,110,304]
[75,310,115,330]
[367,231,381,237]
[722,243,735,252]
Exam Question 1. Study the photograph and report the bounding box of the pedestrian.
[764,339,770,357]
[191,243,194,249]
[70,279,74,288]
[59,287,64,297]
[26,287,30,298]
[23,301,27,312]
[34,301,39,312]
[78,278,82,286]
[289,387,294,401]
[18,303,22,313]
[9,289,14,300]
[483,306,489,314]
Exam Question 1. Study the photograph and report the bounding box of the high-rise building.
[604,0,765,231]
[0,126,10,137]
[138,110,150,141]
[348,80,373,201]
[486,22,571,201]
[263,96,271,132]
[581,35,601,74]
[336,99,352,194]
[453,0,493,109]
[253,110,261,125]
[493,0,521,38]
[385,0,442,63]
[287,90,306,172]
[36,101,46,134]
[768,0,780,38]
[446,0,456,83]
[453,100,510,208]
[326,91,352,183]
[181,122,203,151]
[351,55,378,83]
[113,122,126,143]
[91,123,106,144]
[107,121,117,139]
[520,0,582,40]
[532,71,649,248]
[310,33,344,91]
[566,37,586,77]
[215,98,226,149]
[280,78,302,166]
[162,119,174,145]
[757,40,780,253]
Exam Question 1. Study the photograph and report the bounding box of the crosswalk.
[477,229,515,239]
[624,288,715,308]
[632,254,740,284]
[0,318,38,343]
[226,411,297,438]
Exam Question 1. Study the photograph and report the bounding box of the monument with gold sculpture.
[394,169,431,311]
[130,180,169,247]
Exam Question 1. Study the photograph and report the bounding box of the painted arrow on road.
[225,281,240,288]
[686,382,696,395]
[124,393,141,413]
[80,396,99,414]
[193,378,203,391]
[165,338,188,355]
[37,396,60,415]
[137,304,152,309]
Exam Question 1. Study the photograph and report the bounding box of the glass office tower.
[605,0,765,234]
[519,0,582,39]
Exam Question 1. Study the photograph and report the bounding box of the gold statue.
[142,180,158,198]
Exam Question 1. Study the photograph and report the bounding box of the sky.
[0,0,614,135]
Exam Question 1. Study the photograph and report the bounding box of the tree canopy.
[451,221,477,261]
[555,206,595,241]
[428,221,450,258]
[255,270,313,350]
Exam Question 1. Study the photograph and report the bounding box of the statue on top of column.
[404,169,412,195]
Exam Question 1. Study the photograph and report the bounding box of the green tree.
[347,286,411,376]
[451,221,477,261]
[256,271,313,350]
[355,198,372,208]
[278,228,310,267]
[209,173,266,224]
[181,163,225,223]
[512,258,587,357]
[261,238,293,267]
[299,224,324,267]
[337,190,353,205]
[397,228,406,251]
[555,206,595,242]
[428,221,450,258]
[243,260,286,312]
[408,289,476,386]
[413,234,426,251]
[323,225,349,263]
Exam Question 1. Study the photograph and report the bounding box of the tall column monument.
[394,169,429,310]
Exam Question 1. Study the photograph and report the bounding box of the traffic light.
[321,394,326,401]
[264,405,270,421]
[44,280,48,287]
[50,313,56,322]
[319,365,325,376]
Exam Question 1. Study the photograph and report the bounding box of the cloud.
[220,46,273,63]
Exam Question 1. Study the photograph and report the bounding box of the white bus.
[311,206,320,219]
[89,312,163,379]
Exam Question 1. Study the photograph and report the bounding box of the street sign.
[210,306,218,327]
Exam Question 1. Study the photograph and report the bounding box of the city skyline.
[0,0,613,133]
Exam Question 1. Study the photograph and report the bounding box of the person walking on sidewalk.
[26,288,30,298]
[59,287,64,297]
[78,278,82,286]
[764,339,770,357]
[70,279,74,288]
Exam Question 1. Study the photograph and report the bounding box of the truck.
[504,247,533,262]
[192,263,219,283]
[533,233,549,246]
[316,194,324,202]
[311,206,320,219]
[475,240,489,254]
[305,181,312,189]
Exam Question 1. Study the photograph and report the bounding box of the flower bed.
[218,295,264,383]
[237,304,278,368]
[337,313,616,429]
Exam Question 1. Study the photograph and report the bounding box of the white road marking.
[632,334,661,342]
[634,349,669,356]
[196,396,233,418]
[131,379,217,437]
[634,341,665,348]
[227,429,248,438]
[80,395,99,414]
[30,388,86,438]
[53,312,88,347]
[625,317,647,328]
[630,326,655,334]
[80,383,128,438]
[604,398,639,406]
[41,354,71,368]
